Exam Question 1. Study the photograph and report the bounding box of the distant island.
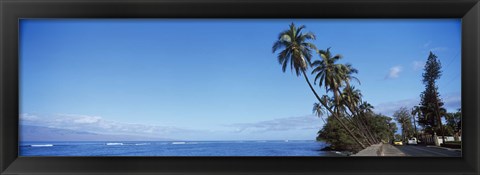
[20,125,171,142]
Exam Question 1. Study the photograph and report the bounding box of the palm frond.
[313,103,324,117]
[281,59,288,72]
[350,76,361,85]
[296,25,307,37]
[277,49,291,65]
[272,40,286,53]
[272,23,317,77]
[300,32,317,41]
[277,30,291,41]
[332,54,343,61]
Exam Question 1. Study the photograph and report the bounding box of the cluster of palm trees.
[272,23,380,149]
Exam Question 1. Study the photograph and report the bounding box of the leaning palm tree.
[358,101,381,142]
[311,48,346,107]
[272,24,366,148]
[359,101,374,114]
[340,86,363,128]
[341,86,377,144]
[341,63,361,89]
[310,47,367,148]
[313,103,327,123]
[272,23,317,77]
[341,86,362,114]
[272,23,325,107]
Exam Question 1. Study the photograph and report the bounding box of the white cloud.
[226,115,323,133]
[385,66,402,79]
[442,93,462,110]
[19,113,199,139]
[421,41,448,53]
[423,41,432,48]
[70,115,102,124]
[430,47,448,52]
[373,99,419,117]
[373,92,461,117]
[412,61,424,71]
[19,113,324,140]
[20,113,39,121]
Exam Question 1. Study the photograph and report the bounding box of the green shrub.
[317,112,396,153]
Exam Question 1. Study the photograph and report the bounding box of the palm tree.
[359,101,381,143]
[272,23,317,76]
[445,108,461,141]
[359,101,374,114]
[272,23,326,105]
[423,103,448,144]
[311,48,346,108]
[341,86,378,144]
[341,63,361,89]
[272,24,366,149]
[411,106,421,137]
[393,107,414,141]
[340,86,373,145]
[341,86,362,114]
[313,103,327,123]
[436,106,448,144]
[310,47,367,148]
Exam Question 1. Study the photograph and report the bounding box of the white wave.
[106,143,124,146]
[30,144,53,147]
[171,142,186,145]
[135,143,150,146]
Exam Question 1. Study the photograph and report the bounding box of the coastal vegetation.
[317,112,397,152]
[272,23,396,152]
[272,23,461,153]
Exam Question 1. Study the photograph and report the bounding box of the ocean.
[19,140,340,156]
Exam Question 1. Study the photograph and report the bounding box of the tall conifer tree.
[418,52,447,143]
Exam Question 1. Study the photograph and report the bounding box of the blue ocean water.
[19,140,339,156]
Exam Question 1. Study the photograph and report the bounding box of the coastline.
[320,146,354,156]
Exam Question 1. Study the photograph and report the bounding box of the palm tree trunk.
[348,106,377,144]
[344,112,372,146]
[413,115,418,137]
[344,106,372,144]
[433,88,446,144]
[335,87,373,145]
[301,70,367,149]
[360,111,380,143]
[344,82,377,144]
[341,113,371,145]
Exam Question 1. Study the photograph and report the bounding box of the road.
[395,144,461,157]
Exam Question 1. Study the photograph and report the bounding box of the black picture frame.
[1,0,479,174]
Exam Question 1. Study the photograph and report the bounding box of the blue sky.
[19,19,461,140]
